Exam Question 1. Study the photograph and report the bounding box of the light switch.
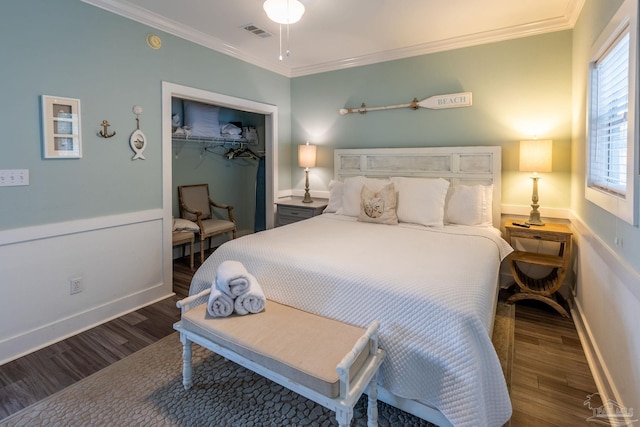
[0,169,29,186]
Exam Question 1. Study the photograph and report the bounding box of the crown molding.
[290,11,582,77]
[81,0,291,76]
[82,0,584,78]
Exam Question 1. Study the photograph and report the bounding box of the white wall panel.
[0,210,173,364]
[571,216,640,415]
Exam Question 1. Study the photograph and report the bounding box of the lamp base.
[525,212,545,226]
[526,176,545,226]
[302,169,312,203]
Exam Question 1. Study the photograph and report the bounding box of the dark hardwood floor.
[0,256,194,420]
[510,302,599,426]
[0,253,599,425]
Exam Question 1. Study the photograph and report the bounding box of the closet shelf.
[171,134,250,145]
[172,134,257,158]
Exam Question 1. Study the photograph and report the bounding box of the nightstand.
[275,197,328,226]
[504,220,573,317]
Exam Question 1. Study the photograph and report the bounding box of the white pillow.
[336,176,390,217]
[481,184,494,226]
[173,217,200,232]
[444,184,494,226]
[390,177,450,227]
[444,185,483,225]
[357,183,398,225]
[183,100,220,137]
[323,180,344,213]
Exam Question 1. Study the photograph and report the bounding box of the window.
[586,0,638,225]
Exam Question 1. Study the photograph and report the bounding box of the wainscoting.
[0,209,173,364]
[569,215,640,421]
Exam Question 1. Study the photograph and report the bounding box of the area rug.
[1,303,514,427]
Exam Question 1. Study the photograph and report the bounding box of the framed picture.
[41,95,82,159]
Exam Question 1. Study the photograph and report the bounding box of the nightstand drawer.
[508,228,570,242]
[275,197,328,227]
[278,206,314,220]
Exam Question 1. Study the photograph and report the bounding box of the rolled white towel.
[216,260,251,297]
[207,286,234,318]
[234,274,266,315]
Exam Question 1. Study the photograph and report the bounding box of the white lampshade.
[298,143,316,168]
[263,0,305,24]
[519,140,552,173]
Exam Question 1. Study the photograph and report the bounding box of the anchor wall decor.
[339,92,472,115]
[98,120,116,138]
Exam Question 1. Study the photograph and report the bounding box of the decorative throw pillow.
[337,176,390,217]
[357,183,398,225]
[390,177,450,227]
[323,180,344,213]
[173,217,200,232]
[183,100,220,137]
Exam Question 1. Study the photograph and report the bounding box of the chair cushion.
[172,231,195,246]
[181,300,369,398]
[201,218,235,236]
[173,218,200,232]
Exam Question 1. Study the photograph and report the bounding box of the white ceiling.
[83,0,585,77]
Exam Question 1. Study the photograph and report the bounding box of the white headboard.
[334,146,502,227]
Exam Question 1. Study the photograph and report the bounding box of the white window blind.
[586,0,638,225]
[588,31,629,197]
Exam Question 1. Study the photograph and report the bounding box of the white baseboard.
[0,284,173,365]
[570,299,616,401]
[501,204,570,219]
[570,298,637,427]
[279,189,330,200]
[567,212,640,426]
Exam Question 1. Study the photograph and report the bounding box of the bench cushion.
[181,300,370,398]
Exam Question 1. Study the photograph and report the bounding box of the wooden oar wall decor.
[339,92,472,115]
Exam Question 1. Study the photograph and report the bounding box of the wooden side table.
[504,220,573,317]
[275,197,328,226]
[172,231,195,270]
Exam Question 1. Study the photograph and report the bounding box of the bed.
[188,146,513,426]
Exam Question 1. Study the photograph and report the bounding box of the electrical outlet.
[70,277,83,295]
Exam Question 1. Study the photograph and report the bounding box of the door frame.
[161,81,278,283]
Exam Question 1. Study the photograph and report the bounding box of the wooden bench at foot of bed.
[174,289,386,427]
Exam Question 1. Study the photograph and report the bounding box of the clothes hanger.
[233,145,260,159]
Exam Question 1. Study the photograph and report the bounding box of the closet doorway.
[161,82,278,280]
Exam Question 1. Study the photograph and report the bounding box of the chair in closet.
[178,184,237,263]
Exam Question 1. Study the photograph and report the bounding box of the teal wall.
[571,0,638,271]
[2,1,636,275]
[0,0,290,231]
[291,31,573,211]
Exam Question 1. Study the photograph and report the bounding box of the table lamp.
[298,142,317,203]
[519,139,552,226]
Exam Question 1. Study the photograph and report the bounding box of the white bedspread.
[189,214,513,426]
